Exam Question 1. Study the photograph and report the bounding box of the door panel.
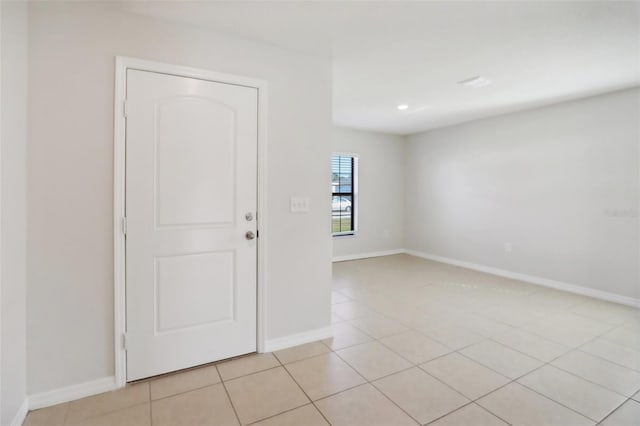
[155,96,236,227]
[154,251,235,333]
[125,69,258,381]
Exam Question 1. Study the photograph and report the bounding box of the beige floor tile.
[151,384,237,426]
[373,367,469,424]
[331,301,375,320]
[601,399,640,426]
[385,306,432,329]
[552,350,640,397]
[521,322,598,347]
[460,340,542,379]
[49,256,640,426]
[331,291,351,304]
[452,314,513,338]
[379,330,451,364]
[273,341,330,365]
[518,365,626,422]
[335,286,371,301]
[522,313,612,347]
[569,300,639,326]
[322,322,372,350]
[477,382,594,426]
[336,341,412,380]
[65,382,149,423]
[66,404,150,426]
[534,311,610,331]
[580,339,640,371]
[526,289,592,311]
[492,328,571,362]
[150,364,220,400]
[24,403,68,426]
[217,353,280,381]
[224,367,309,425]
[414,322,485,350]
[285,353,365,400]
[251,404,328,426]
[602,323,640,352]
[421,352,510,400]
[315,383,418,426]
[481,304,547,328]
[428,403,509,426]
[348,315,409,338]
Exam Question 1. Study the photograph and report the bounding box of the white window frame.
[331,152,358,237]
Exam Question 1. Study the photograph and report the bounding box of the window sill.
[332,232,358,239]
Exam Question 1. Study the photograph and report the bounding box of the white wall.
[28,1,331,395]
[406,88,640,300]
[332,127,405,258]
[1,1,28,424]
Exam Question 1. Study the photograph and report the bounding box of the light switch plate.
[290,196,310,213]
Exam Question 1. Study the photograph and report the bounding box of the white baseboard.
[406,249,640,308]
[263,326,333,352]
[10,398,29,426]
[332,249,406,263]
[28,327,329,411]
[28,376,118,411]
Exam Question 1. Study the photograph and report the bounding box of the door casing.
[113,56,268,387]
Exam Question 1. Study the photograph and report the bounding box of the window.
[332,154,357,236]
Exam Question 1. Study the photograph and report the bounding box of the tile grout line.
[572,347,640,374]
[219,363,282,384]
[334,327,638,421]
[60,257,637,426]
[328,336,470,425]
[328,306,602,424]
[475,314,638,423]
[331,281,636,424]
[328,347,424,425]
[421,400,514,426]
[145,361,283,405]
[217,364,247,426]
[454,338,606,423]
[60,401,71,426]
[457,317,631,424]
[221,349,330,425]
[278,359,334,426]
[148,389,153,426]
[62,401,150,426]
[284,326,437,424]
[542,354,639,399]
[243,403,325,426]
[593,395,632,426]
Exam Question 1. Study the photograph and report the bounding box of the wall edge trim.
[9,398,29,426]
[28,376,117,411]
[263,326,333,353]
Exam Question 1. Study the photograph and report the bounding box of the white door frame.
[113,56,268,387]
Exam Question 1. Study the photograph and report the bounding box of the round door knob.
[245,231,255,240]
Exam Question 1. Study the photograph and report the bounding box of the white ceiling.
[124,1,640,135]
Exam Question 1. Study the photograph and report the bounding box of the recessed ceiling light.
[458,76,492,88]
[397,104,409,110]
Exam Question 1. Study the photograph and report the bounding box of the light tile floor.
[24,255,640,425]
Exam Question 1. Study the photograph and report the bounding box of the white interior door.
[125,69,258,381]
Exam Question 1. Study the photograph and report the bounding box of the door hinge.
[122,333,129,350]
[122,217,127,235]
[123,100,128,118]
